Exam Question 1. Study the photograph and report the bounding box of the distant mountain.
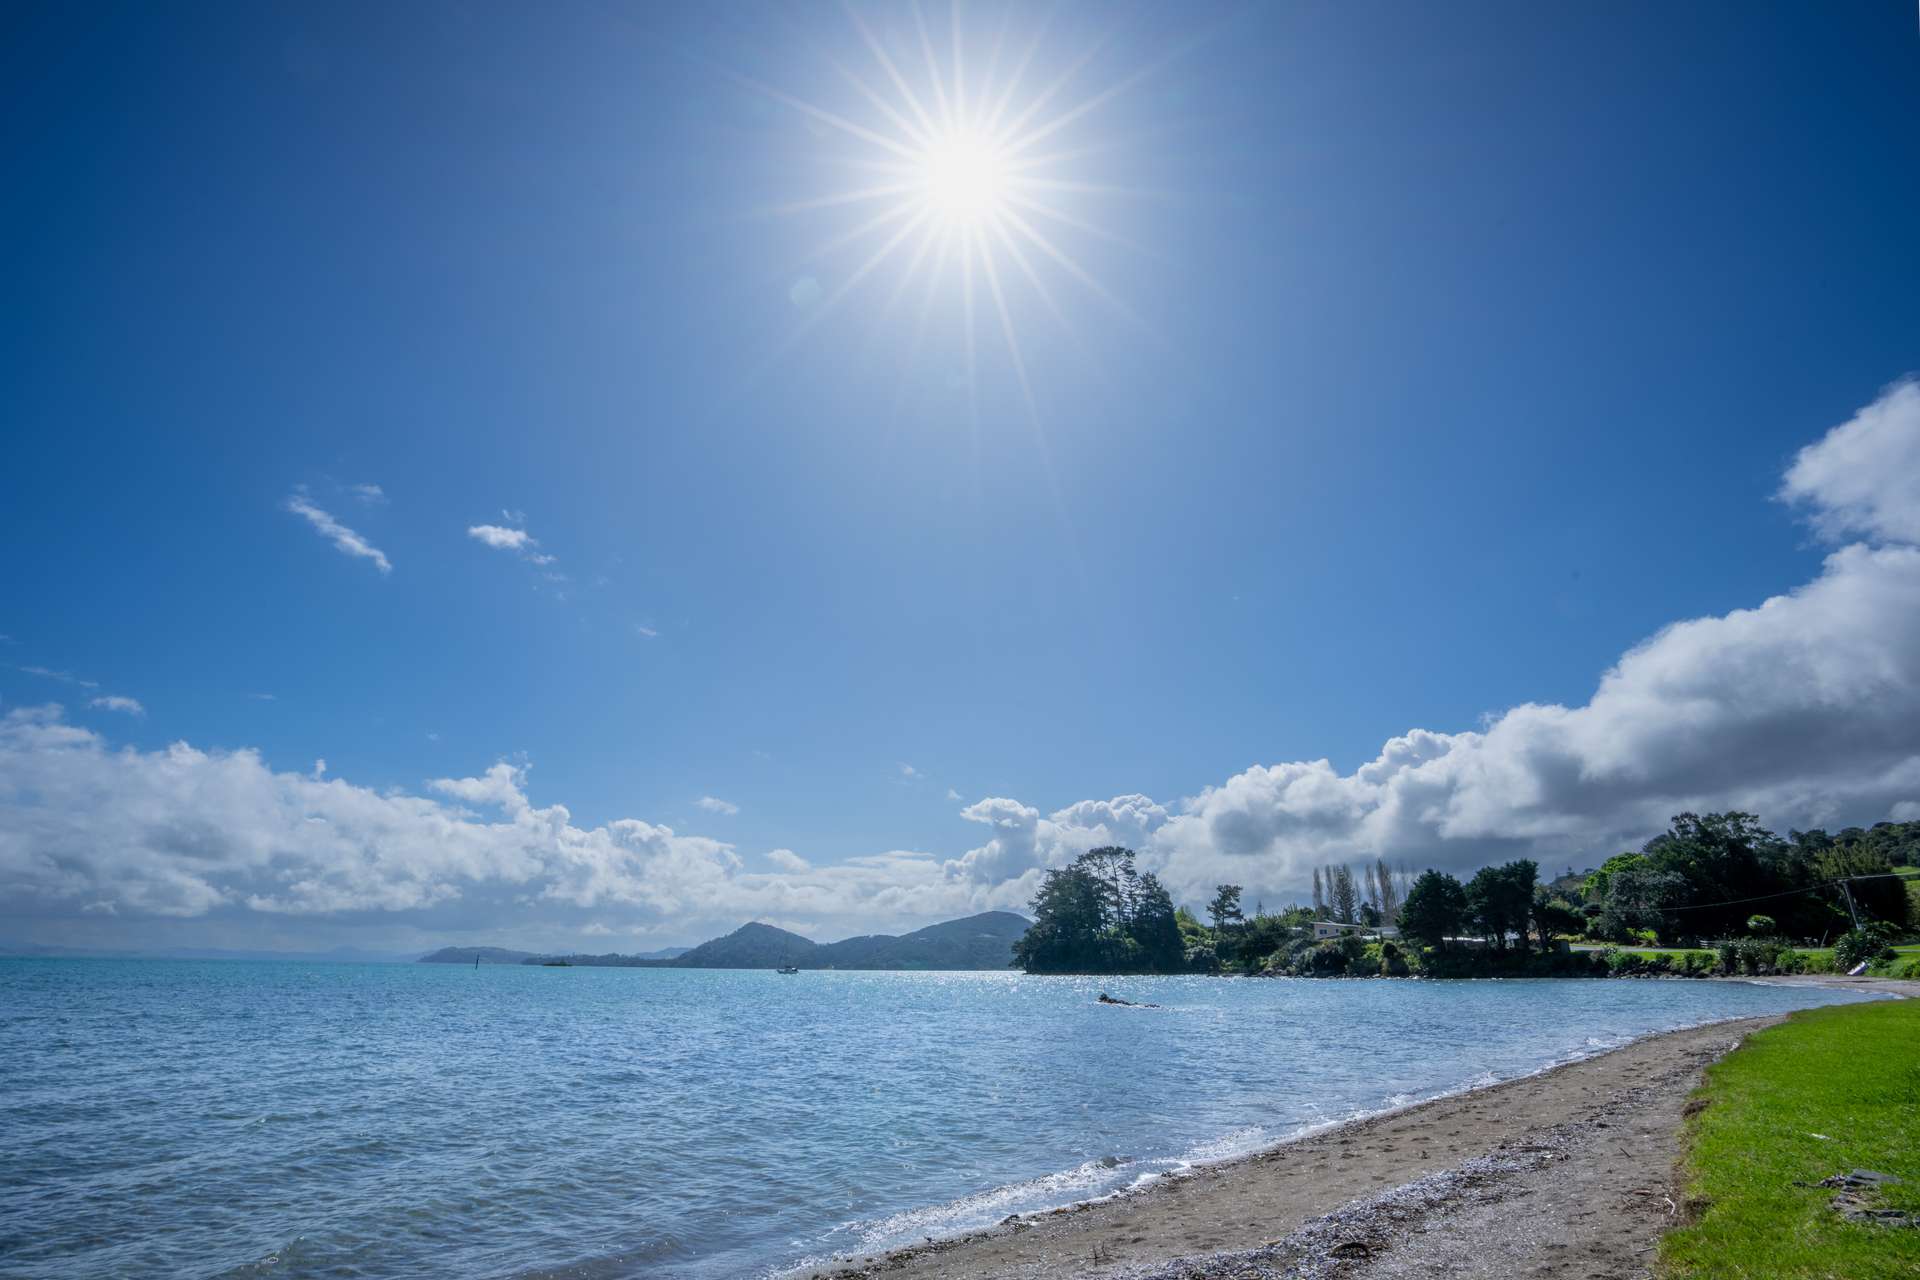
[418,946,538,965]
[828,911,1030,970]
[414,913,1030,971]
[676,911,1028,970]
[676,922,818,969]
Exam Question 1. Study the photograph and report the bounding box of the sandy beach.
[799,977,1918,1280]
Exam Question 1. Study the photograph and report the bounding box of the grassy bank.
[1661,999,1920,1279]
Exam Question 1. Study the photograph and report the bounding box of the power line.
[1653,871,1917,916]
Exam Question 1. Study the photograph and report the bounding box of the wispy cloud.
[634,624,660,639]
[88,696,145,716]
[946,788,963,802]
[248,692,277,702]
[468,523,556,567]
[898,762,921,779]
[695,795,739,815]
[285,494,392,574]
[350,483,387,506]
[18,666,99,690]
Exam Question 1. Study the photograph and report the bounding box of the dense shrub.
[1745,914,1777,935]
[1711,936,1788,975]
[1834,926,1899,970]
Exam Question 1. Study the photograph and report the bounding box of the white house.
[1311,920,1400,941]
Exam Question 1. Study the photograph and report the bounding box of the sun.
[738,3,1159,402]
[917,128,1011,226]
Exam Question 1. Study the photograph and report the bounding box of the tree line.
[1010,814,1918,976]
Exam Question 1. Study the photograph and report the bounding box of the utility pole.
[1838,878,1862,931]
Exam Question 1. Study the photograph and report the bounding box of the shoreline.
[793,976,1915,1280]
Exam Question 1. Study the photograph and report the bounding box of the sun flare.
[742,3,1160,417]
[917,129,1011,225]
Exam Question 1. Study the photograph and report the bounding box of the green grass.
[1660,1000,1920,1279]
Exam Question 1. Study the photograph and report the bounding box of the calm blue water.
[0,961,1874,1279]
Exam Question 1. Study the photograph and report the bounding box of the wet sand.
[799,977,1917,1280]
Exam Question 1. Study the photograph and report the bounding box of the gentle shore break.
[798,977,1917,1280]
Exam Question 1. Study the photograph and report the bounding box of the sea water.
[0,960,1874,1279]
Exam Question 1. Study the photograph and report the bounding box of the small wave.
[822,1151,1177,1258]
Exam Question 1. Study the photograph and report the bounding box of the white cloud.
[468,524,534,551]
[767,848,811,872]
[18,666,99,690]
[0,707,1004,936]
[946,788,963,801]
[87,696,144,716]
[696,795,739,816]
[1780,378,1920,545]
[350,483,387,506]
[248,693,277,702]
[285,494,391,574]
[468,523,557,567]
[899,762,921,778]
[634,624,660,639]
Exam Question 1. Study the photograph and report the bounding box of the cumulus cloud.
[0,707,1009,940]
[695,795,739,816]
[285,494,391,574]
[87,696,144,716]
[468,523,556,567]
[1780,379,1920,545]
[767,848,810,872]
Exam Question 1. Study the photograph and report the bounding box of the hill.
[678,911,1028,970]
[675,921,819,969]
[819,911,1029,970]
[417,913,1031,971]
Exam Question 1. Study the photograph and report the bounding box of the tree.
[1328,865,1360,924]
[1467,860,1537,952]
[1598,863,1686,943]
[1010,847,1185,974]
[1373,858,1402,923]
[1532,890,1584,949]
[1127,872,1185,972]
[1312,867,1326,919]
[1582,852,1644,903]
[1207,884,1244,936]
[1399,870,1469,949]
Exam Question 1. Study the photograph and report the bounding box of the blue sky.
[4,2,1919,952]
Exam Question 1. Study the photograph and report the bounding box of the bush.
[1745,914,1777,936]
[1711,936,1787,976]
[1378,940,1410,977]
[1680,951,1714,977]
[1833,927,1898,970]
